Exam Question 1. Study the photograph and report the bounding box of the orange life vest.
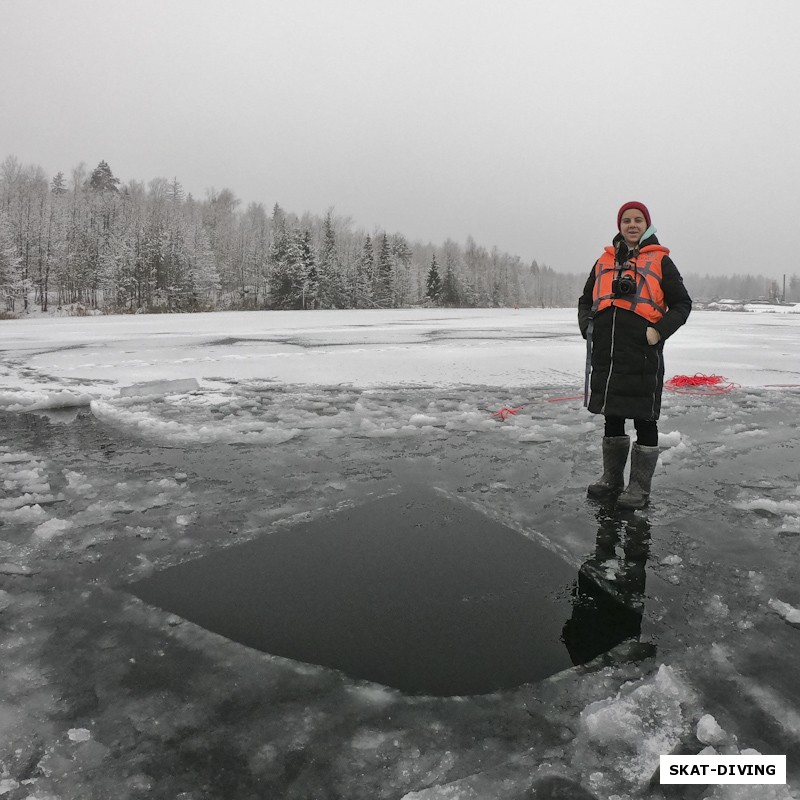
[591,244,668,324]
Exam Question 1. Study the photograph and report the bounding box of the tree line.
[686,272,799,304]
[0,155,794,316]
[0,156,584,315]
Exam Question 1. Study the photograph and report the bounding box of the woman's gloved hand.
[646,327,662,345]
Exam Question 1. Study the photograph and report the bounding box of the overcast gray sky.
[2,0,798,278]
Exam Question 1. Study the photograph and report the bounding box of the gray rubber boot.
[617,443,660,509]
[587,436,630,498]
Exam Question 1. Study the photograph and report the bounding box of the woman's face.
[620,210,648,247]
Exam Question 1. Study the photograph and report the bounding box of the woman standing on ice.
[578,201,692,509]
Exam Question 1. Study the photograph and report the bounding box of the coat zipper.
[601,306,617,413]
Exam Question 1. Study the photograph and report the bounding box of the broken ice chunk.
[119,378,199,398]
[33,518,74,541]
[768,598,800,625]
[696,713,726,745]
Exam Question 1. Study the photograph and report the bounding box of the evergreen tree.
[426,254,442,303]
[440,252,460,306]
[168,177,185,204]
[51,172,67,195]
[441,264,459,305]
[269,227,317,310]
[375,233,393,307]
[88,160,120,192]
[317,211,336,307]
[298,228,318,309]
[267,215,294,308]
[317,210,346,308]
[391,234,412,267]
[354,234,375,308]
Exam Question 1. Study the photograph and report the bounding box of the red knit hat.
[617,201,651,230]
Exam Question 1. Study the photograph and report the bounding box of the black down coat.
[577,232,692,420]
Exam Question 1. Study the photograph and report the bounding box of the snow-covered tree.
[354,234,375,308]
[187,225,220,306]
[0,211,22,310]
[203,187,240,298]
[389,233,413,305]
[167,177,185,204]
[317,211,347,308]
[267,213,298,308]
[298,228,318,309]
[88,160,120,192]
[375,233,393,307]
[50,172,67,195]
[426,254,442,303]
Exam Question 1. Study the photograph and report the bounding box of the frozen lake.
[1,308,799,799]
[2,307,799,397]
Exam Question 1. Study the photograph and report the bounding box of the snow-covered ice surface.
[1,308,800,799]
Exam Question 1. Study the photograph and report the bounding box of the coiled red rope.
[664,373,739,394]
[491,405,525,420]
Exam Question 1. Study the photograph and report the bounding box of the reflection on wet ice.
[563,507,652,666]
